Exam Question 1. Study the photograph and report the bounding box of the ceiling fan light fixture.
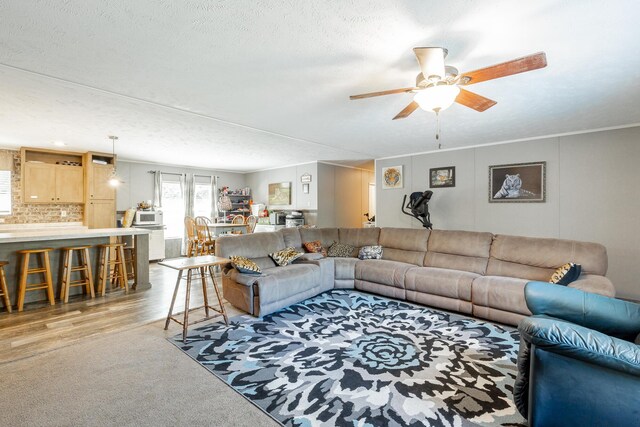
[413,47,447,81]
[413,84,461,113]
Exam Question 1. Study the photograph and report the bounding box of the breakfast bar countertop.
[0,227,150,244]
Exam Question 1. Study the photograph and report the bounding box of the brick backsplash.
[1,149,84,224]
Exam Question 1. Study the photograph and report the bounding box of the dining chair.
[184,216,199,257]
[245,215,258,233]
[231,215,245,225]
[195,216,215,255]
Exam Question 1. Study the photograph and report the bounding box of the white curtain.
[152,170,163,208]
[180,173,196,254]
[211,176,219,222]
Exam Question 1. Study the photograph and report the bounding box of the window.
[161,177,184,239]
[193,177,212,218]
[0,171,11,215]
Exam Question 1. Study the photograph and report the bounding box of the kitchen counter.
[0,227,149,244]
[0,228,151,309]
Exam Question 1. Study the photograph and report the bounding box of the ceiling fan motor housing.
[413,47,448,82]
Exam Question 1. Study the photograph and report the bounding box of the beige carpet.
[0,321,278,427]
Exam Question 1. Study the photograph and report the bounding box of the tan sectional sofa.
[216,227,615,326]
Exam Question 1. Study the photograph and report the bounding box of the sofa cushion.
[328,242,356,258]
[280,228,303,251]
[424,230,493,274]
[355,259,414,288]
[338,228,381,248]
[217,232,285,259]
[256,264,321,304]
[405,267,479,302]
[299,228,339,249]
[334,257,358,280]
[358,245,383,260]
[379,227,429,265]
[487,234,608,280]
[471,275,532,316]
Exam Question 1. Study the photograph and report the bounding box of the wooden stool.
[0,261,11,313]
[17,248,55,312]
[123,247,136,282]
[60,246,95,303]
[97,243,128,296]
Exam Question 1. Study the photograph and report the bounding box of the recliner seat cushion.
[355,259,414,288]
[256,264,321,305]
[405,267,478,301]
[472,275,532,316]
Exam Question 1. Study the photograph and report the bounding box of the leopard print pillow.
[327,242,356,258]
[230,255,262,275]
[549,262,581,286]
[269,247,304,266]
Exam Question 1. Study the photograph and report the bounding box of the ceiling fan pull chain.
[435,109,441,142]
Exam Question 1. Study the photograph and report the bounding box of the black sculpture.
[401,190,433,229]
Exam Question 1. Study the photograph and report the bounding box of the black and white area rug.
[170,290,526,427]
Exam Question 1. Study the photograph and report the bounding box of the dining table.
[207,223,250,237]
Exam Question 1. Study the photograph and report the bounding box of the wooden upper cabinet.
[90,164,116,200]
[23,163,56,203]
[55,166,84,203]
[21,148,85,204]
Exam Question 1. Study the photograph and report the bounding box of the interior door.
[24,163,56,203]
[55,166,84,203]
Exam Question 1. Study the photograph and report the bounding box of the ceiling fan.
[350,48,547,120]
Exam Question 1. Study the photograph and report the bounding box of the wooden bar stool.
[60,246,95,303]
[97,243,128,296]
[0,261,11,313]
[123,246,136,282]
[17,248,55,312]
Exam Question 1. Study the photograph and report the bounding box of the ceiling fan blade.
[350,87,417,100]
[392,101,419,120]
[455,89,497,112]
[459,52,547,85]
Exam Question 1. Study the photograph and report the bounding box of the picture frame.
[302,183,309,194]
[300,173,312,183]
[268,182,291,205]
[382,166,403,189]
[489,161,546,203]
[429,166,455,188]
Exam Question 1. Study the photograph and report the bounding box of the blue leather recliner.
[513,281,640,427]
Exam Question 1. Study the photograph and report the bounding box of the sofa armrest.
[524,281,640,339]
[519,315,640,377]
[569,274,615,297]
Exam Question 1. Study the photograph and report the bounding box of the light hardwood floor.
[0,263,242,365]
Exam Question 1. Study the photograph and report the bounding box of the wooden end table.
[159,255,230,342]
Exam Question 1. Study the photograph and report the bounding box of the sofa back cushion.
[338,227,381,248]
[299,228,340,250]
[280,228,303,251]
[379,227,429,265]
[486,234,608,281]
[424,230,493,274]
[216,232,285,270]
[487,235,607,282]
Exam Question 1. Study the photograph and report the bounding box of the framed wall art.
[382,166,403,189]
[489,161,546,203]
[430,166,455,188]
[268,182,291,205]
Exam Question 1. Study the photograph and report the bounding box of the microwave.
[134,210,163,225]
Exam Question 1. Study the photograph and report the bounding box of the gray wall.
[244,162,318,211]
[115,160,246,211]
[376,126,640,300]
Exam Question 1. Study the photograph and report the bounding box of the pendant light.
[108,135,123,187]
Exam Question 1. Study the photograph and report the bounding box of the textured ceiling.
[0,1,639,171]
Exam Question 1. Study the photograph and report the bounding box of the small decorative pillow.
[269,247,304,266]
[358,245,383,260]
[549,262,582,286]
[303,240,327,257]
[327,242,356,258]
[230,255,261,275]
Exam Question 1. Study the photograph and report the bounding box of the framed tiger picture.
[489,161,546,203]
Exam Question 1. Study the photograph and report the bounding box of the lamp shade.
[413,85,461,112]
